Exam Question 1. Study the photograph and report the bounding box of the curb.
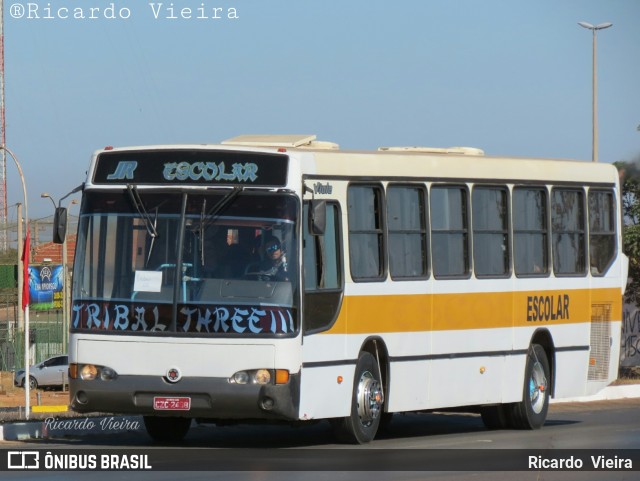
[550,384,640,403]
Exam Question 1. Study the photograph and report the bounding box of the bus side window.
[552,188,587,276]
[348,184,385,281]
[588,189,616,276]
[513,187,549,277]
[431,185,470,278]
[387,184,429,280]
[303,201,344,334]
[472,185,510,278]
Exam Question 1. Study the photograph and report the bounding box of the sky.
[3,0,640,223]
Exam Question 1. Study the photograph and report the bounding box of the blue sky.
[4,0,640,221]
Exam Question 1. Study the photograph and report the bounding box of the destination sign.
[72,301,296,335]
[92,149,289,187]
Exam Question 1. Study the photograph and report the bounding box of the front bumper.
[70,372,300,421]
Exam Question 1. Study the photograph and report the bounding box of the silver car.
[14,355,69,389]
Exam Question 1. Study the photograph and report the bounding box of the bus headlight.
[229,369,289,385]
[254,369,271,385]
[80,364,98,381]
[232,371,250,384]
[100,366,118,381]
[70,363,118,381]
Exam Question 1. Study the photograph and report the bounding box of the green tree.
[615,158,640,306]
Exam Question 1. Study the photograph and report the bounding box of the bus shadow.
[33,412,581,448]
[178,411,510,447]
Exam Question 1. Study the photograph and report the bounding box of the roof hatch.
[222,134,338,150]
[378,146,484,155]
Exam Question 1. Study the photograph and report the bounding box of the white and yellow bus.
[64,134,627,443]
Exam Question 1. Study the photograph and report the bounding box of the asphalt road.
[0,398,638,480]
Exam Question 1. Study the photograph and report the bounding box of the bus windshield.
[71,190,299,336]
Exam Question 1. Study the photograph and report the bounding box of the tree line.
[615,156,640,306]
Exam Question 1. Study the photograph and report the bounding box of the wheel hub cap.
[529,361,548,414]
[357,370,384,426]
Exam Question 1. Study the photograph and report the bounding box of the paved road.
[0,399,638,480]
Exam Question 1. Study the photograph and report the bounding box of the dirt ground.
[0,371,69,408]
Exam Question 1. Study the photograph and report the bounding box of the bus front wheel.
[143,416,191,443]
[331,351,384,444]
[510,344,550,429]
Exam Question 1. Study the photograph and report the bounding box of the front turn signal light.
[275,369,290,384]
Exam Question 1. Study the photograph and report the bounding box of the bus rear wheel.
[331,351,384,444]
[480,404,511,430]
[510,344,550,429]
[143,416,191,443]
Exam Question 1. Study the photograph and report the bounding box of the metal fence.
[0,290,65,372]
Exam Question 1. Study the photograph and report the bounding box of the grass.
[612,366,640,385]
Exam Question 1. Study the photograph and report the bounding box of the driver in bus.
[247,237,289,281]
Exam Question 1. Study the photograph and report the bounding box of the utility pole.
[0,0,9,250]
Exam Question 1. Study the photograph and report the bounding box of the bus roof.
[90,135,620,188]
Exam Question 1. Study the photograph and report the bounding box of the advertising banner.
[27,265,64,311]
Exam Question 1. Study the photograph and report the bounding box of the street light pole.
[1,145,31,419]
[16,203,23,329]
[578,21,613,163]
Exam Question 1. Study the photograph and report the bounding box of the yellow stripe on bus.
[326,288,621,334]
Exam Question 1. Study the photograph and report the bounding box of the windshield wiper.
[199,198,206,266]
[146,207,159,267]
[127,185,159,238]
[208,186,243,222]
[194,187,243,232]
[191,187,243,267]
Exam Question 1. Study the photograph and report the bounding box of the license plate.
[153,396,191,411]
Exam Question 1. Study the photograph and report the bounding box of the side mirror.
[53,207,68,244]
[309,200,326,235]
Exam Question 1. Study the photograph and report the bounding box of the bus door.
[299,191,348,418]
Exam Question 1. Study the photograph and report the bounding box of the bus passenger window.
[588,190,616,276]
[387,185,428,279]
[472,186,509,277]
[552,188,586,276]
[430,185,470,278]
[348,185,385,281]
[513,187,549,276]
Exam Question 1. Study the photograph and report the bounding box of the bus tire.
[331,352,384,444]
[480,404,511,430]
[143,416,191,443]
[378,412,394,434]
[510,344,550,429]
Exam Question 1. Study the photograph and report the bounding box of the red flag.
[21,229,30,311]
